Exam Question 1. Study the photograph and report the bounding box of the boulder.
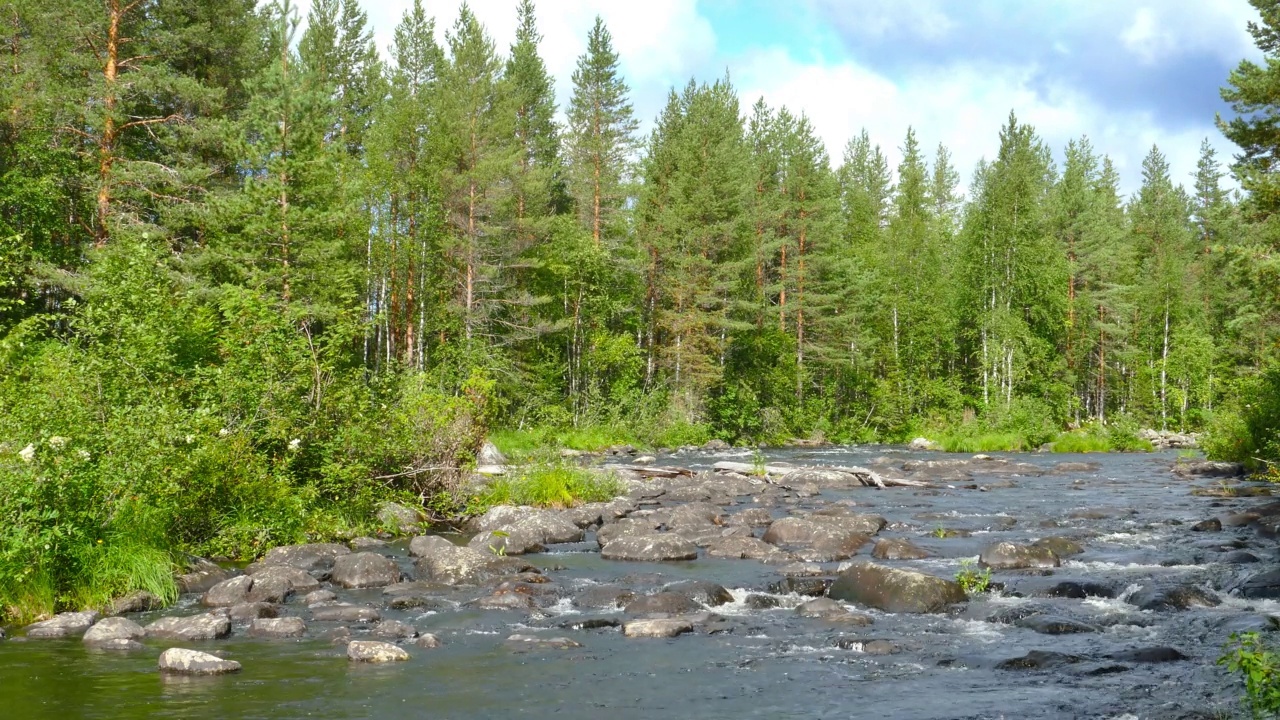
[504,633,582,651]
[176,558,233,594]
[1191,518,1223,532]
[24,611,99,638]
[106,590,162,615]
[349,537,388,551]
[978,541,1060,570]
[412,542,532,586]
[471,506,584,544]
[768,576,832,597]
[600,534,698,562]
[796,598,873,625]
[248,617,306,638]
[245,564,322,594]
[908,437,940,451]
[807,511,888,535]
[997,650,1083,671]
[667,502,727,528]
[346,640,410,663]
[157,648,241,675]
[377,501,426,534]
[1014,615,1099,634]
[330,552,402,589]
[414,634,442,649]
[871,538,930,560]
[372,620,418,639]
[310,604,381,623]
[1107,647,1189,663]
[664,580,733,606]
[623,619,695,638]
[408,535,457,557]
[728,508,774,527]
[477,441,507,466]
[228,602,278,621]
[202,575,253,607]
[828,562,967,613]
[1128,585,1220,611]
[703,439,731,451]
[146,612,231,641]
[762,518,872,561]
[259,543,350,572]
[1233,570,1280,599]
[86,638,144,651]
[468,529,546,556]
[1172,460,1243,478]
[596,518,660,546]
[1038,581,1115,599]
[1031,537,1083,557]
[573,585,636,610]
[83,617,145,644]
[303,589,337,605]
[624,592,702,616]
[705,536,792,563]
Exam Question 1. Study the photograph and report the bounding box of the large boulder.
[828,562,967,613]
[705,536,792,563]
[412,542,531,585]
[158,648,241,675]
[246,564,321,594]
[978,541,1060,570]
[24,611,99,639]
[259,543,350,572]
[1031,537,1084,557]
[761,518,870,561]
[176,558,233,594]
[202,575,253,607]
[347,640,410,663]
[106,590,163,615]
[1233,570,1280,600]
[600,533,698,562]
[248,617,306,638]
[622,619,694,638]
[664,580,733,606]
[1172,460,1243,478]
[596,518,660,547]
[468,529,546,556]
[473,507,584,545]
[624,592,702,616]
[1128,585,1220,611]
[477,441,507,466]
[871,538,930,560]
[146,612,231,641]
[83,617,145,644]
[330,552,402,589]
[310,604,381,623]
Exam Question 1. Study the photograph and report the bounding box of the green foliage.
[1051,431,1113,453]
[469,461,621,511]
[1220,632,1280,719]
[955,558,991,594]
[1206,364,1280,470]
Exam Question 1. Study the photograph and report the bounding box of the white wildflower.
[48,436,68,450]
[184,434,194,444]
[77,450,91,460]
[18,443,35,463]
[219,428,230,437]
[288,438,301,451]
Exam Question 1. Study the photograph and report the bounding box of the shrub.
[1220,632,1280,719]
[469,462,621,512]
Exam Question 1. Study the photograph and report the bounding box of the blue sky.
[305,0,1262,197]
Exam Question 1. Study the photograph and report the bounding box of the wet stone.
[158,648,241,675]
[601,534,698,562]
[83,617,144,644]
[1128,585,1221,611]
[625,592,702,616]
[228,602,278,621]
[372,620,418,639]
[248,617,306,638]
[1015,614,1099,634]
[997,650,1084,671]
[310,604,381,623]
[303,589,337,605]
[146,612,231,641]
[330,552,402,589]
[25,611,99,639]
[664,580,733,607]
[1191,518,1223,532]
[347,640,409,663]
[623,619,694,638]
[107,590,162,616]
[260,543,350,572]
[1038,581,1116,599]
[414,634,442,649]
[871,538,931,560]
[505,633,582,651]
[1108,647,1190,663]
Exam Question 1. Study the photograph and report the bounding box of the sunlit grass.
[470,463,622,511]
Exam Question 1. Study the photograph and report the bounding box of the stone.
[600,534,698,562]
[1172,460,1243,478]
[202,575,253,607]
[228,602,278,621]
[372,620,418,639]
[703,439,731,451]
[244,575,294,604]
[412,542,532,586]
[24,611,99,638]
[796,598,873,625]
[414,634,442,649]
[871,538,930,560]
[624,592,702,616]
[468,528,546,556]
[1234,570,1280,599]
[978,541,1060,570]
[1191,518,1223,532]
[1224,551,1261,564]
[1053,462,1100,473]
[1107,647,1189,663]
[158,648,241,675]
[836,638,898,654]
[1128,585,1221,611]
[346,640,410,663]
[573,585,636,610]
[664,580,733,606]
[83,617,145,644]
[146,612,232,641]
[87,638,144,651]
[470,591,537,611]
[667,502,727,528]
[259,543,350,572]
[728,508,774,527]
[377,501,426,534]
[471,506,584,544]
[176,558,233,594]
[596,518,660,546]
[505,633,582,651]
[908,437,940,451]
[106,590,162,615]
[623,619,695,638]
[828,562,967,614]
[248,617,306,638]
[1031,537,1084,557]
[705,536,792,563]
[1015,615,1099,634]
[997,650,1083,671]
[349,536,388,551]
[247,564,321,594]
[477,441,507,466]
[409,535,457,557]
[744,594,782,610]
[1039,581,1115,599]
[303,589,337,605]
[767,576,832,597]
[310,604,381,623]
[330,552,402,589]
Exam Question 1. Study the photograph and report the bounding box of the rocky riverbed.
[1,446,1274,719]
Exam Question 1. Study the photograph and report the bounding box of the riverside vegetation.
[2,0,1280,624]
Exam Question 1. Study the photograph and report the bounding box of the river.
[1,446,1272,719]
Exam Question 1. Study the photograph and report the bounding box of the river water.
[1,447,1273,719]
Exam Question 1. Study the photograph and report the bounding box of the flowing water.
[1,447,1272,719]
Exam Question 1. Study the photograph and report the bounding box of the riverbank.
[1,446,1274,718]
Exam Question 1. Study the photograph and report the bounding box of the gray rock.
[705,536,792,563]
[310,604,381,623]
[246,564,321,594]
[1015,615,1099,634]
[623,618,695,638]
[83,617,145,644]
[470,506,584,544]
[468,528,546,556]
[836,638,898,654]
[596,518,660,546]
[828,562,966,613]
[408,535,457,557]
[176,558,233,594]
[767,576,832,597]
[1128,585,1221,611]
[25,611,100,638]
[667,502,727,528]
[372,620,418,639]
[703,439,731,451]
[1107,647,1189,663]
[728,508,774,527]
[573,585,636,610]
[1172,460,1243,478]
[796,598,873,625]
[1191,518,1223,532]
[1234,570,1280,599]
[806,511,888,535]
[601,533,698,562]
[244,574,294,604]
[202,575,253,607]
[158,648,241,675]
[228,602,278,621]
[106,590,162,615]
[505,633,582,650]
[1039,581,1115,599]
[1031,537,1084,557]
[470,591,537,611]
[997,650,1083,671]
[349,536,388,551]
[871,538,930,560]
[412,542,531,585]
[978,541,1061,570]
[86,638,144,651]
[414,633,442,649]
[664,580,733,606]
[146,612,231,641]
[259,543,350,572]
[908,437,940,451]
[377,501,426,534]
[248,617,306,638]
[477,441,507,466]
[761,518,872,561]
[744,594,782,610]
[330,552,402,589]
[303,589,337,605]
[624,592,702,616]
[347,640,410,662]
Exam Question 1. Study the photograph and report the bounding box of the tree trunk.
[95,0,123,247]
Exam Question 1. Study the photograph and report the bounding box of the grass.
[490,420,714,459]
[938,433,1028,453]
[1050,432,1113,453]
[955,558,992,594]
[468,462,623,512]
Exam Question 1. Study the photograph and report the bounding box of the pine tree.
[504,0,561,237]
[566,17,638,248]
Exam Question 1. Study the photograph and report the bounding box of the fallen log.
[710,461,930,489]
[602,464,695,479]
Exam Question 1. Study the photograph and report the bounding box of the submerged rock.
[1233,569,1280,599]
[623,618,694,638]
[1172,461,1243,478]
[795,598,873,625]
[978,541,1060,570]
[828,562,966,613]
[106,590,163,615]
[346,640,409,663]
[664,580,733,607]
[997,650,1084,671]
[624,592,702,616]
[1030,537,1084,557]
[372,620,418,639]
[1038,581,1115,599]
[600,533,698,562]
[1108,647,1190,663]
[1015,615,1099,635]
[505,633,582,651]
[158,648,241,675]
[310,604,381,623]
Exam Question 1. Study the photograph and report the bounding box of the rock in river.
[158,648,241,675]
[601,533,698,562]
[828,562,967,613]
[1128,585,1220,611]
[248,617,306,638]
[872,538,930,560]
[259,543,350,572]
[623,619,695,638]
[979,541,1060,570]
[146,612,232,641]
[83,617,145,644]
[505,633,582,651]
[624,592,702,616]
[24,611,99,639]
[347,640,410,663]
[330,552,402,589]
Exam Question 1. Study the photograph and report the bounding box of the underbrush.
[467,461,622,511]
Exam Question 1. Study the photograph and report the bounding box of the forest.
[2,0,1280,618]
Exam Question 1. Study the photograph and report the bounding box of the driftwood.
[602,464,696,479]
[711,461,930,489]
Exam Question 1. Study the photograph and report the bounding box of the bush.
[1220,632,1280,719]
[469,461,621,511]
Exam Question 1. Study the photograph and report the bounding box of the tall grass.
[938,433,1028,453]
[469,463,622,512]
[1050,432,1113,453]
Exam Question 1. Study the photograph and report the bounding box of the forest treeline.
[2,0,1280,616]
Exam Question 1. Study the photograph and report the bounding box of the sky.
[296,0,1263,199]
